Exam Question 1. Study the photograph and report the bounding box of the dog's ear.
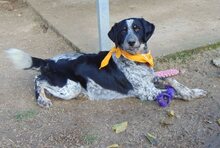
[140,18,155,42]
[108,23,119,46]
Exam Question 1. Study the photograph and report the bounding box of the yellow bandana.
[99,47,154,69]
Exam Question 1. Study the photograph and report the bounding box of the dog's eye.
[133,25,140,32]
[121,27,127,33]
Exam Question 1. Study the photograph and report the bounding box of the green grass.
[82,134,98,145]
[156,42,220,63]
[15,109,38,121]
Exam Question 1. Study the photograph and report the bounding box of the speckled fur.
[112,55,161,100]
[34,18,206,107]
[7,18,207,108]
[34,51,207,107]
[34,52,161,107]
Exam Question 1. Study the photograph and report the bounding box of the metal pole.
[96,0,111,51]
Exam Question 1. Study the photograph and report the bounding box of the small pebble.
[212,57,220,67]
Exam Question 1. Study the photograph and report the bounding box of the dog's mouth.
[125,47,139,54]
[123,44,147,55]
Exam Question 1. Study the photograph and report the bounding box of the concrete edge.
[25,0,81,52]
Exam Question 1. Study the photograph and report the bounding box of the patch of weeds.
[82,133,98,145]
[156,42,220,63]
[15,109,38,121]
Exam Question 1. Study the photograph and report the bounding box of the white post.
[96,0,111,51]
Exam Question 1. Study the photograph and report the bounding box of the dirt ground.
[0,1,220,147]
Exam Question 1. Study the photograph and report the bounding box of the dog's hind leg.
[35,76,82,107]
[35,76,53,107]
[165,78,207,100]
[44,79,82,101]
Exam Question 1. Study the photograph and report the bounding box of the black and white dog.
[6,18,207,107]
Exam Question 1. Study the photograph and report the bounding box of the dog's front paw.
[192,88,207,98]
[37,96,52,108]
[178,88,207,101]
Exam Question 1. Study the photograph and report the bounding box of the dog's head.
[108,18,155,54]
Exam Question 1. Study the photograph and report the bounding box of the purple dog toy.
[156,86,175,107]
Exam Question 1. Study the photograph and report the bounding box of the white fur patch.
[5,48,32,69]
[126,19,134,29]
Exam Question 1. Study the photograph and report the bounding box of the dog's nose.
[128,41,135,46]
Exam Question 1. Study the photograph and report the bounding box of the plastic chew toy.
[154,69,179,107]
[156,85,176,107]
[155,69,179,78]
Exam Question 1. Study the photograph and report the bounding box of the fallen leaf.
[145,132,158,146]
[217,119,220,126]
[112,121,128,134]
[167,110,175,117]
[160,117,174,126]
[107,144,119,148]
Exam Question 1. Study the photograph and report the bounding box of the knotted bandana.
[99,47,154,69]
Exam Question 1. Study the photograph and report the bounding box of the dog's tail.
[5,48,47,70]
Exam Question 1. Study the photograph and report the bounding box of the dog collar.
[99,47,154,69]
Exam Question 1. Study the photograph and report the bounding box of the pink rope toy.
[155,69,179,78]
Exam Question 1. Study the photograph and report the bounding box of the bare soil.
[0,1,220,147]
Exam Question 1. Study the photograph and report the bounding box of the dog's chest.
[113,56,154,86]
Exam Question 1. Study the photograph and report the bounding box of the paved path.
[27,0,220,56]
